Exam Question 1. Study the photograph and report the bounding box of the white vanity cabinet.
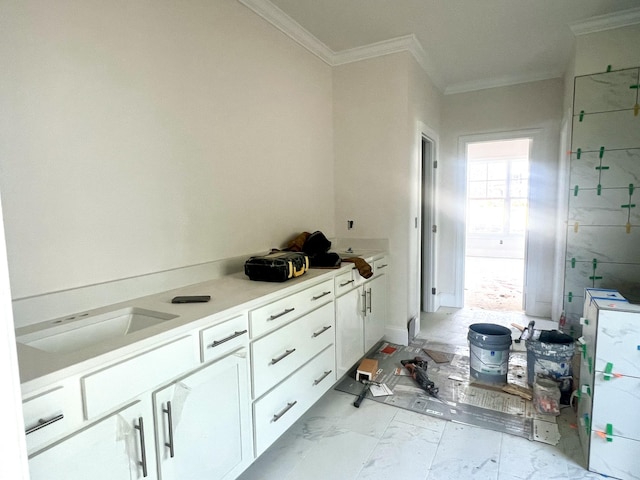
[578,288,640,480]
[26,314,252,480]
[249,278,337,456]
[153,349,252,480]
[29,397,157,480]
[335,256,389,377]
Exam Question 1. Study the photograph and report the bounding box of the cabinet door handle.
[313,370,333,386]
[312,325,332,338]
[312,291,331,301]
[272,401,297,423]
[25,414,64,435]
[135,417,148,478]
[340,279,355,287]
[269,308,295,321]
[367,288,372,313]
[270,348,296,365]
[163,401,175,458]
[361,290,367,315]
[208,329,248,348]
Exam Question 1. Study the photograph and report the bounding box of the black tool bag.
[244,251,309,282]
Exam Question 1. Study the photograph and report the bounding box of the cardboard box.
[356,358,378,382]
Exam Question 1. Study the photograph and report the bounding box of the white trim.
[237,0,334,64]
[334,35,444,90]
[569,7,640,36]
[455,129,542,311]
[445,70,563,96]
[417,122,440,314]
[0,191,29,479]
[237,1,445,91]
[384,326,409,347]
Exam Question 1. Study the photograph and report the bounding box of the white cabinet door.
[335,287,364,377]
[364,274,386,352]
[154,350,252,480]
[29,399,157,480]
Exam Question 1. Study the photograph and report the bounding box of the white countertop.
[16,252,384,392]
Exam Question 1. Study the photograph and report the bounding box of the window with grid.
[467,158,529,235]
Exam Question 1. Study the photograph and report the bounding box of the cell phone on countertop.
[171,295,211,304]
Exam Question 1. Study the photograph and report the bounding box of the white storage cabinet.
[335,256,388,377]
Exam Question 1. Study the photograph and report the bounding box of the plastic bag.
[533,374,561,415]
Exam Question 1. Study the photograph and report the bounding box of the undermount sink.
[17,307,178,355]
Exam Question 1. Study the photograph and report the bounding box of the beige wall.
[333,52,442,340]
[440,78,564,316]
[0,0,335,300]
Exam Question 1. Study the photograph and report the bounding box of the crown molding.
[237,0,444,91]
[569,7,640,36]
[332,34,445,90]
[444,70,563,95]
[237,0,334,64]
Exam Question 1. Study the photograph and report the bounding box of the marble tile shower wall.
[564,67,640,333]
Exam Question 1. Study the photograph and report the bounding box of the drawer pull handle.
[25,414,64,435]
[377,264,388,269]
[312,325,332,338]
[312,291,332,300]
[135,417,149,478]
[340,280,355,287]
[163,401,175,458]
[270,348,296,365]
[313,370,333,386]
[269,308,295,321]
[209,329,248,348]
[272,401,297,423]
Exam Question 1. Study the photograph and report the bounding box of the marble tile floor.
[238,308,603,480]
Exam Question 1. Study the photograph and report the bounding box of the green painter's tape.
[577,148,582,159]
[571,258,576,268]
[599,146,605,159]
[595,166,609,170]
[574,185,579,196]
[597,184,602,196]
[579,110,585,121]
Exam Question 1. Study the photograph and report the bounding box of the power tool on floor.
[400,356,439,399]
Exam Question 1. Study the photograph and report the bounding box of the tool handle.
[353,383,369,408]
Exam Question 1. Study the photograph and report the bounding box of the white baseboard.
[384,325,409,346]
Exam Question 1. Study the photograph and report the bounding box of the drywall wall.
[0,0,334,301]
[333,51,442,342]
[439,78,564,317]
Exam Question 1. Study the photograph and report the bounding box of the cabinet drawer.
[253,345,336,456]
[200,313,249,363]
[374,256,389,275]
[250,279,333,338]
[252,303,334,399]
[23,385,82,454]
[334,270,356,296]
[82,336,198,420]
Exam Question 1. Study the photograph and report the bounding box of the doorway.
[464,138,530,311]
